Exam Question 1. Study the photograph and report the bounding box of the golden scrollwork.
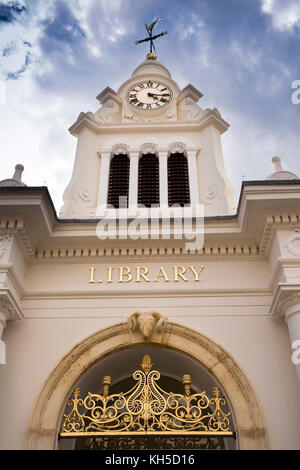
[60,354,233,437]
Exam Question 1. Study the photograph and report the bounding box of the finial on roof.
[266,156,299,181]
[271,156,283,172]
[13,164,25,183]
[0,164,26,187]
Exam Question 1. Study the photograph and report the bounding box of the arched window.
[138,154,159,207]
[107,154,130,208]
[168,153,190,206]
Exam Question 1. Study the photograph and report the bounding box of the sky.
[0,0,299,213]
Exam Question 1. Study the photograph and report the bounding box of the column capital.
[97,150,112,160]
[0,294,21,319]
[187,149,199,158]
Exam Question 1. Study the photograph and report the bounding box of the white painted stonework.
[60,59,235,219]
[0,58,300,451]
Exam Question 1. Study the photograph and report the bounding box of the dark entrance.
[75,435,226,450]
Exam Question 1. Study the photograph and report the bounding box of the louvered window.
[107,154,130,208]
[138,154,159,207]
[168,153,190,206]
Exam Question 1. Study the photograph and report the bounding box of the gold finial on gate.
[102,376,111,397]
[141,354,153,374]
[183,374,192,397]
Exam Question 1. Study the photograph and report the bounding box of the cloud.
[40,1,86,49]
[0,1,26,23]
[0,36,31,79]
[261,0,300,31]
[5,49,30,79]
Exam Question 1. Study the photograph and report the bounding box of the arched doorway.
[27,322,267,450]
[58,346,236,450]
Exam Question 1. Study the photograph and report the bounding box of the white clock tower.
[60,55,235,219]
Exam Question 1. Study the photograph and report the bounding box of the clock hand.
[148,92,170,97]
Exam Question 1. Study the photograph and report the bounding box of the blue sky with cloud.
[0,0,299,212]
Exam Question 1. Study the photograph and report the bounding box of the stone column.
[285,299,300,386]
[129,151,139,209]
[276,291,300,388]
[96,151,112,215]
[159,151,169,208]
[187,150,200,206]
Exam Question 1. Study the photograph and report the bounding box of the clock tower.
[60,56,235,219]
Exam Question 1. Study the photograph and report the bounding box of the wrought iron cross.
[135,17,168,57]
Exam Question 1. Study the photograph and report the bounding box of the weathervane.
[135,17,168,60]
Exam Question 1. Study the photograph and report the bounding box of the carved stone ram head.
[127,311,167,340]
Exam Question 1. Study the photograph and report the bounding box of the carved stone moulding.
[259,213,300,256]
[111,143,130,156]
[168,142,187,156]
[271,287,300,317]
[0,293,23,321]
[139,143,159,157]
[127,311,168,339]
[0,218,35,258]
[284,229,300,257]
[0,234,12,259]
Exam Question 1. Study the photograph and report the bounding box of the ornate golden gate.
[60,354,234,449]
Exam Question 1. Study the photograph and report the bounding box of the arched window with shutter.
[107,154,130,208]
[138,154,159,207]
[168,153,190,206]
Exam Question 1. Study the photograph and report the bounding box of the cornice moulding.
[69,113,100,136]
[0,217,36,258]
[69,118,231,136]
[178,84,203,103]
[22,287,271,301]
[96,87,121,105]
[1,184,300,261]
[34,243,260,262]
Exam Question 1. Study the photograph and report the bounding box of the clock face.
[127,81,172,110]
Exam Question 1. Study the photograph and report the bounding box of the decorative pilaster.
[159,151,168,207]
[0,296,22,365]
[271,288,300,387]
[96,151,112,215]
[187,150,200,206]
[129,151,139,209]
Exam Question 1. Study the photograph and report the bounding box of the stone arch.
[27,321,267,450]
